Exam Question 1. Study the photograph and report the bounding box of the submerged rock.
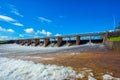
[76,73,85,79]
[88,76,96,80]
[103,74,114,80]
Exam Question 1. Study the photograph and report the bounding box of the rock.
[88,76,96,80]
[82,68,93,72]
[103,74,114,80]
[89,72,94,76]
[76,73,85,79]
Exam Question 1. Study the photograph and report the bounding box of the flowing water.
[0,58,76,80]
[0,43,109,80]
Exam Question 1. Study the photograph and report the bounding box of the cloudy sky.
[0,0,120,40]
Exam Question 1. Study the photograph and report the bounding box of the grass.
[0,40,7,44]
[109,36,120,41]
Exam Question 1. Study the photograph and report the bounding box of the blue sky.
[0,0,120,40]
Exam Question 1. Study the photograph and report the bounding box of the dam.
[9,31,119,47]
[8,31,120,47]
[13,32,107,47]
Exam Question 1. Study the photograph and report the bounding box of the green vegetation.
[109,36,120,41]
[0,40,7,44]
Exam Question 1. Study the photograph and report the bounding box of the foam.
[0,43,107,56]
[0,58,76,80]
[18,56,54,60]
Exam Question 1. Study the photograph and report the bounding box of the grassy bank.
[0,40,7,44]
[109,36,120,41]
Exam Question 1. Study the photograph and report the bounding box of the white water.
[0,43,84,55]
[0,58,76,80]
[0,44,72,55]
[0,43,107,56]
[0,44,119,80]
[16,56,55,60]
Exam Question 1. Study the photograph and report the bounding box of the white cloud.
[19,34,24,37]
[39,29,52,36]
[38,17,52,23]
[0,15,16,22]
[8,4,24,17]
[11,10,23,17]
[7,29,14,33]
[24,28,34,34]
[0,15,24,26]
[55,33,61,36]
[23,28,52,36]
[0,26,14,33]
[34,36,39,38]
[40,29,47,35]
[46,32,52,36]
[35,30,40,35]
[0,36,17,40]
[0,36,8,40]
[0,26,6,31]
[13,23,24,26]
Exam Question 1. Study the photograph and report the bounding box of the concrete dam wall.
[7,31,120,47]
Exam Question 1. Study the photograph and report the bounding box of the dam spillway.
[10,31,120,47]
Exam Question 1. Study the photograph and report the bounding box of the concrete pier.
[44,38,50,47]
[27,39,32,46]
[89,36,92,43]
[21,40,26,45]
[76,35,80,45]
[35,38,40,46]
[57,37,63,46]
[102,35,106,44]
[66,37,71,46]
